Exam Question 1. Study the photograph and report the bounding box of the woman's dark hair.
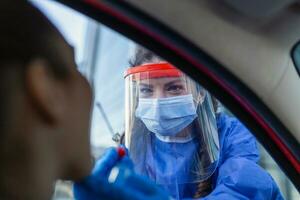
[129,45,164,67]
[0,0,70,78]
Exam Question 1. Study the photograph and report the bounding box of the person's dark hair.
[129,45,164,67]
[0,0,69,78]
[0,0,70,134]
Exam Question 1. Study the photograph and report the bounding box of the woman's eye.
[140,88,152,93]
[140,88,153,96]
[167,85,184,94]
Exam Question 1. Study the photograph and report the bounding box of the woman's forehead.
[139,77,185,85]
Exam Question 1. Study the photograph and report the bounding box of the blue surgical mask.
[135,94,197,136]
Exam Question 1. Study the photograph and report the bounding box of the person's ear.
[25,59,67,125]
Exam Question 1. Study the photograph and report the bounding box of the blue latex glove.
[73,147,171,200]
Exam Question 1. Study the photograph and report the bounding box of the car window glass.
[31,1,299,199]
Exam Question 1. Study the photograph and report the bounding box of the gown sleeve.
[200,114,284,200]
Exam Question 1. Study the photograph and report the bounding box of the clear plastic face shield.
[124,62,220,199]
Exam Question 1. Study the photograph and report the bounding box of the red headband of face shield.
[124,62,183,80]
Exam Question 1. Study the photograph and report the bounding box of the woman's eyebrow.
[165,80,184,87]
[139,83,153,88]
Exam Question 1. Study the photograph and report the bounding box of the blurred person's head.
[0,0,92,199]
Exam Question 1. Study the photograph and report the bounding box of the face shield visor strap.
[124,62,183,81]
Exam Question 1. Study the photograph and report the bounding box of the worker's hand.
[73,147,171,200]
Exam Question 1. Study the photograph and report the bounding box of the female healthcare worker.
[123,48,283,200]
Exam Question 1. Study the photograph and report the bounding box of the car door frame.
[57,0,300,190]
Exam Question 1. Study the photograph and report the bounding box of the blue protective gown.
[139,113,284,200]
[200,113,284,200]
